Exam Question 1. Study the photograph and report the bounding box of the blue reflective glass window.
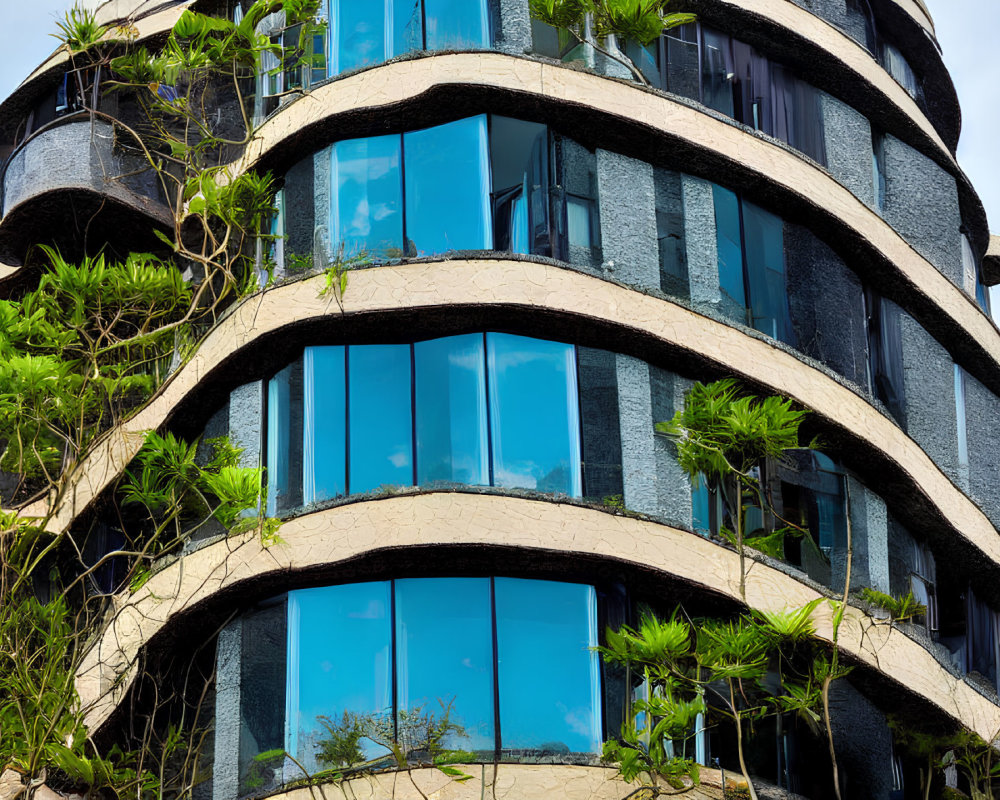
[303,346,346,504]
[414,334,489,486]
[348,345,413,493]
[712,185,745,314]
[395,579,495,752]
[286,583,392,771]
[691,475,711,536]
[495,578,601,754]
[393,0,424,55]
[423,0,489,50]
[403,117,492,256]
[332,0,388,74]
[267,359,302,515]
[331,135,403,259]
[742,200,792,343]
[487,333,582,496]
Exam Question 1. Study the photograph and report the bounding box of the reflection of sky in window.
[348,345,413,492]
[495,578,601,753]
[741,201,788,341]
[487,333,581,496]
[304,346,346,503]
[414,334,489,485]
[286,583,392,770]
[711,184,745,308]
[395,579,495,751]
[331,135,403,258]
[423,0,490,49]
[404,116,492,256]
[333,0,387,73]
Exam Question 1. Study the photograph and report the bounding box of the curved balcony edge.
[75,492,1000,742]
[11,260,1000,597]
[236,53,997,379]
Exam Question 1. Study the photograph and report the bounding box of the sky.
[0,1,996,226]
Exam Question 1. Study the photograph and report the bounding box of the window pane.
[490,117,550,256]
[414,334,489,486]
[712,184,746,317]
[424,0,489,50]
[487,333,582,496]
[665,26,700,100]
[495,578,601,755]
[286,583,392,773]
[304,346,346,504]
[701,29,735,117]
[395,579,495,752]
[956,364,968,474]
[331,135,403,259]
[567,197,593,249]
[348,345,413,493]
[332,0,388,74]
[267,358,303,515]
[404,116,493,256]
[742,200,792,344]
[392,0,424,56]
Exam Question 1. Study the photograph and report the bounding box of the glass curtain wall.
[624,24,827,165]
[273,115,599,267]
[267,333,589,515]
[241,577,602,785]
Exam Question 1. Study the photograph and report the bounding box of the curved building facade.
[3,0,999,799]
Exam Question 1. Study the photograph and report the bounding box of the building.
[3,0,1000,798]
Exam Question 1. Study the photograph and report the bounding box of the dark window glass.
[330,135,404,259]
[712,185,746,315]
[624,39,662,88]
[742,200,793,344]
[395,578,495,752]
[286,584,393,771]
[348,345,413,493]
[955,364,968,475]
[865,289,906,424]
[577,347,623,501]
[303,346,346,504]
[424,0,489,49]
[404,116,492,256]
[267,358,303,515]
[664,24,700,100]
[487,333,582,496]
[414,334,489,486]
[881,42,919,100]
[239,601,287,796]
[490,117,551,256]
[655,168,688,298]
[495,578,601,754]
[846,0,877,54]
[701,28,735,116]
[332,0,389,74]
[872,131,887,214]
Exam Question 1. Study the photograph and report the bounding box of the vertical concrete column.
[496,0,533,55]
[899,312,960,484]
[651,369,694,530]
[616,355,659,516]
[230,381,264,470]
[680,175,720,309]
[842,479,889,594]
[820,92,875,207]
[596,150,660,291]
[312,147,331,267]
[212,622,242,800]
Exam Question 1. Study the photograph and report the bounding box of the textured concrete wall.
[900,311,960,483]
[196,404,230,466]
[963,372,1000,529]
[830,682,893,800]
[616,355,658,516]
[887,513,917,598]
[495,0,532,55]
[842,478,890,594]
[650,368,694,530]
[212,622,241,800]
[230,382,263,470]
[821,92,875,207]
[596,149,659,291]
[680,175,721,310]
[882,133,963,288]
[784,222,868,387]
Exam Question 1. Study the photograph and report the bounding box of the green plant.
[529,0,696,85]
[859,587,927,622]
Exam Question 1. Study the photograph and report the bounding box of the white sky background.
[0,2,996,224]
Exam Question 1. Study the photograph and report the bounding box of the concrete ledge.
[248,764,734,799]
[984,235,1000,286]
[237,53,996,377]
[76,492,1000,741]
[15,261,1000,579]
